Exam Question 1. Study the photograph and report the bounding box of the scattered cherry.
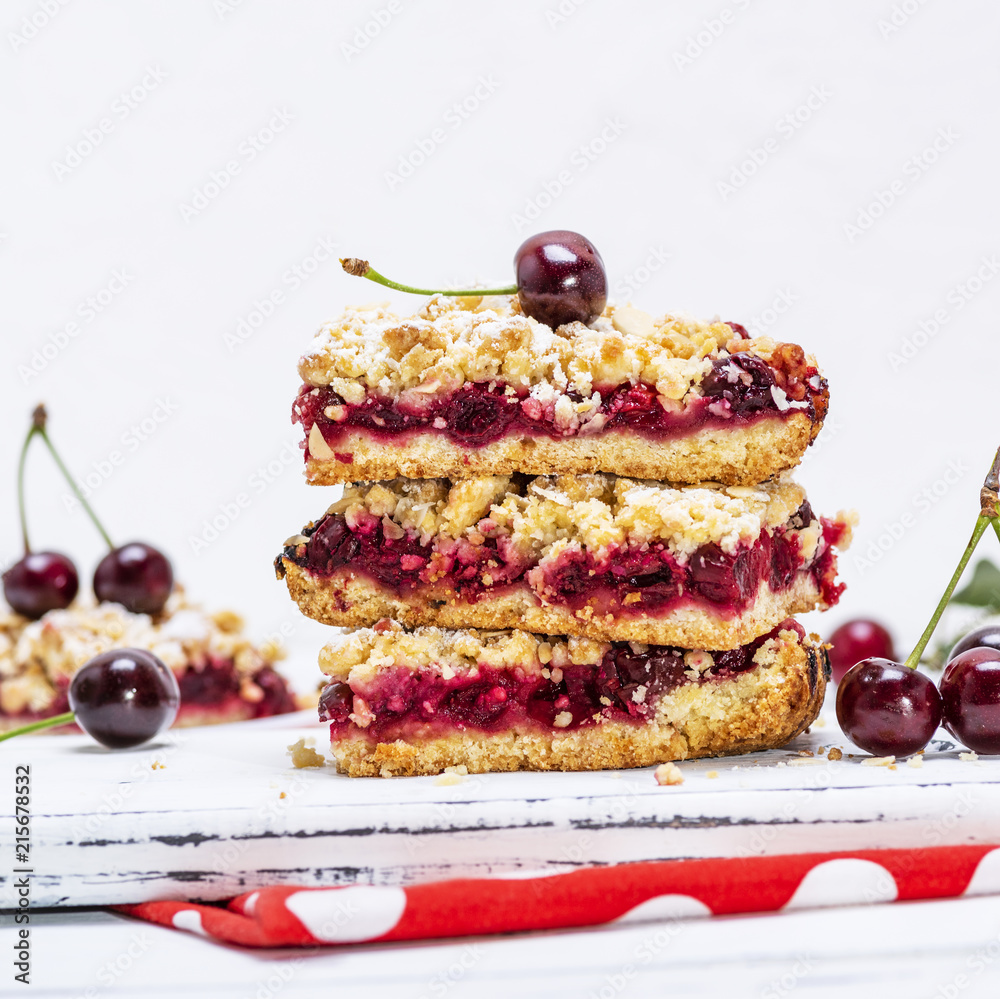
[513,230,608,328]
[340,229,609,329]
[939,647,1000,754]
[836,658,942,757]
[93,542,173,616]
[3,551,78,619]
[948,623,1000,662]
[68,648,180,749]
[827,619,896,684]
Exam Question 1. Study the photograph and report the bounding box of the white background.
[4,1,999,691]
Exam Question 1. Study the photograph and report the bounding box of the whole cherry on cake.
[2,405,79,618]
[340,229,608,328]
[837,446,1000,756]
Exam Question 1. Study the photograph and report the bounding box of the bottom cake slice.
[318,619,828,777]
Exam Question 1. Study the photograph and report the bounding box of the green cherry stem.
[33,405,115,551]
[902,445,1000,670]
[15,408,43,553]
[340,257,517,297]
[0,711,75,743]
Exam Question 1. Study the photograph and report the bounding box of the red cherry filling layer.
[283,502,846,617]
[293,350,828,455]
[319,620,812,742]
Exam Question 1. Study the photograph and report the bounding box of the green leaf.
[952,558,1000,610]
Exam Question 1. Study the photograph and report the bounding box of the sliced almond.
[308,422,336,461]
[612,305,656,338]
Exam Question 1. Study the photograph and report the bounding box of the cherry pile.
[340,229,608,328]
[833,447,1000,757]
[2,405,173,619]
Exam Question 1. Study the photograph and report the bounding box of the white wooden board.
[2,700,998,907]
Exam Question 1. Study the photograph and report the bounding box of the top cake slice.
[293,295,829,485]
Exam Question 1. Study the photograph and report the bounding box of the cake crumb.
[907,755,924,769]
[798,750,814,757]
[788,757,826,766]
[861,755,896,767]
[435,766,469,787]
[287,737,326,768]
[888,764,897,771]
[151,760,165,771]
[817,747,826,755]
[827,747,843,761]
[706,770,719,779]
[813,716,827,728]
[959,751,979,762]
[279,791,287,799]
[654,762,684,786]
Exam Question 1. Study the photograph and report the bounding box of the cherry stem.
[340,258,517,298]
[903,445,1000,670]
[0,711,75,743]
[33,407,115,551]
[16,411,42,554]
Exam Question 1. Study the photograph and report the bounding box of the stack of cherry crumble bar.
[276,295,853,776]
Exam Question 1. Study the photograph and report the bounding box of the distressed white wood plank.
[2,705,997,907]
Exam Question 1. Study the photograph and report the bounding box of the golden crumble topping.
[319,473,809,560]
[298,295,807,407]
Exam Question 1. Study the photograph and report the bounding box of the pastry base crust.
[304,414,818,486]
[330,634,827,777]
[281,560,827,650]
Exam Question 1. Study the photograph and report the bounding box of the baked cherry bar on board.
[0,589,297,731]
[317,618,828,777]
[292,295,829,486]
[276,473,853,649]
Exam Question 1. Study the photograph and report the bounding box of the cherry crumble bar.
[318,619,828,777]
[293,295,829,486]
[276,473,854,649]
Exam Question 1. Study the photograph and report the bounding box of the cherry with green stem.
[29,403,175,616]
[837,446,1000,755]
[0,648,179,749]
[341,230,609,329]
[2,405,80,618]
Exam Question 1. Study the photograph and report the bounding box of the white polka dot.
[285,886,407,943]
[615,894,712,924]
[242,891,260,916]
[171,909,208,936]
[964,849,1000,896]
[783,859,897,910]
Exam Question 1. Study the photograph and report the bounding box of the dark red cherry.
[514,230,607,328]
[3,551,79,619]
[68,648,180,749]
[949,623,1000,663]
[836,658,942,757]
[940,647,1000,754]
[93,542,173,615]
[828,619,896,684]
[318,681,354,724]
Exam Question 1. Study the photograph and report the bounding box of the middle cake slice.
[277,473,852,649]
